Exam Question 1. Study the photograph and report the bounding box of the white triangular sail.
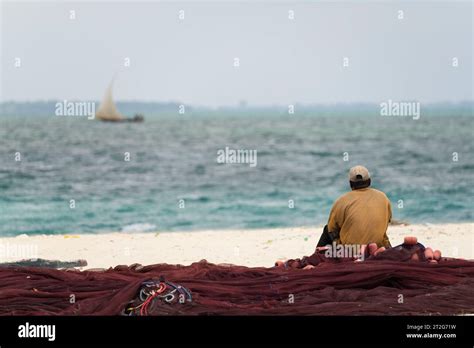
[96,80,124,121]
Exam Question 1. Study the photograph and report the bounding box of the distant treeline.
[0,100,472,118]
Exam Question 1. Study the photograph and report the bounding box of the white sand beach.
[0,223,472,270]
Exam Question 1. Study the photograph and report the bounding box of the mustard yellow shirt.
[327,187,392,248]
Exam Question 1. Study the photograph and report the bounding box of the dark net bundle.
[0,246,473,316]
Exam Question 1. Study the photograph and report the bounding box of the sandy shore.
[0,223,472,269]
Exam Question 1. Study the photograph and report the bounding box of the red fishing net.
[0,246,472,315]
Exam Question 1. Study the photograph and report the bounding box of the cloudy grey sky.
[1,1,472,107]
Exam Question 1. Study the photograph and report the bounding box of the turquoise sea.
[0,109,473,236]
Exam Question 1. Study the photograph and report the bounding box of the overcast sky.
[1,1,472,107]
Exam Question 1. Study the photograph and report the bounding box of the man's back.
[327,187,392,247]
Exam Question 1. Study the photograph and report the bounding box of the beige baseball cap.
[349,165,370,182]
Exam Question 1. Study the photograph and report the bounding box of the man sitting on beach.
[275,165,443,269]
[316,165,392,249]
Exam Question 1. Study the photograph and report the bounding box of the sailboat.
[96,80,144,123]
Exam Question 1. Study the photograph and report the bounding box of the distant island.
[0,100,472,118]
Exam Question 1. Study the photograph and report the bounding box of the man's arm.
[387,199,392,223]
[327,199,343,241]
[382,233,392,248]
[383,199,393,248]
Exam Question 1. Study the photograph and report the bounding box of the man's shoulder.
[335,188,389,204]
[334,191,355,205]
[367,188,390,200]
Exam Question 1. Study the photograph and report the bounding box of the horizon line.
[1,99,473,109]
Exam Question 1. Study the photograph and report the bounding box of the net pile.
[0,247,472,315]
